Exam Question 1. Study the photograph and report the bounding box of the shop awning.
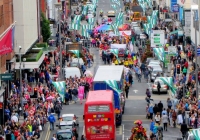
[170,30,184,36]
[14,53,45,69]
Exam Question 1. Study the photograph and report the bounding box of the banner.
[159,77,176,94]
[0,28,13,55]
[52,81,66,101]
[69,50,80,57]
[104,80,122,94]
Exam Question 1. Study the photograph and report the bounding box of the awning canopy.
[14,53,45,69]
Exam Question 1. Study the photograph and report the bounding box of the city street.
[42,1,182,140]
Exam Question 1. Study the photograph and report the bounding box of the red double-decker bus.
[84,90,116,140]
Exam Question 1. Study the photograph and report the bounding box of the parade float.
[129,120,148,140]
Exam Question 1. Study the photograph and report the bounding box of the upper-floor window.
[0,5,3,27]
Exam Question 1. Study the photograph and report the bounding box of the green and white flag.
[82,29,90,38]
[82,24,93,30]
[69,50,80,57]
[88,18,95,25]
[113,29,120,36]
[109,49,119,57]
[104,80,122,94]
[153,48,164,61]
[191,129,200,140]
[71,22,80,30]
[115,1,120,6]
[72,15,81,23]
[111,4,118,11]
[52,81,66,101]
[159,77,176,94]
[111,23,118,30]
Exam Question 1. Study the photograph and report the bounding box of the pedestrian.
[169,109,173,127]
[153,104,159,116]
[155,112,161,124]
[55,102,62,119]
[182,67,187,76]
[48,113,56,130]
[51,134,56,140]
[146,88,151,98]
[177,111,183,125]
[148,104,154,119]
[157,81,161,95]
[81,135,86,140]
[78,86,84,104]
[162,113,168,131]
[158,101,163,116]
[172,110,177,127]
[65,89,69,105]
[125,83,129,98]
[167,98,172,109]
[128,74,133,86]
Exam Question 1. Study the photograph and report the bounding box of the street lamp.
[54,3,63,80]
[19,46,24,113]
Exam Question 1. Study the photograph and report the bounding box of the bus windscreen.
[88,105,110,112]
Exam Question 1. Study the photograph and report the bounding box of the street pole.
[59,11,63,80]
[195,10,198,98]
[19,47,24,113]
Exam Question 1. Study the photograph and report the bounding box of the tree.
[41,13,51,42]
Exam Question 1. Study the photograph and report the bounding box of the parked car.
[56,129,73,140]
[107,10,115,17]
[60,114,79,126]
[152,78,168,94]
[150,66,163,82]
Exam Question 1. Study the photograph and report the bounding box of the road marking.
[45,124,50,140]
[122,124,124,140]
[133,90,138,93]
[124,129,131,132]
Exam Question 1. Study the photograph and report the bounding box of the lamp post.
[19,46,24,113]
[55,3,63,80]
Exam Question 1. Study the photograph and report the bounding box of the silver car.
[152,78,168,94]
[150,66,163,82]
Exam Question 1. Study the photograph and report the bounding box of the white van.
[64,67,81,78]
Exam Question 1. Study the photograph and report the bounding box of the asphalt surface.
[41,1,183,140]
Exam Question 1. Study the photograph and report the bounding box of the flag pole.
[0,21,16,39]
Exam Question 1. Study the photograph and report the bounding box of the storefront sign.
[168,46,177,54]
[184,11,191,37]
[171,0,177,11]
[172,4,179,12]
[0,102,3,109]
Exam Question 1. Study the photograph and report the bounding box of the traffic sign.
[0,73,14,81]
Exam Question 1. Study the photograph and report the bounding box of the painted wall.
[13,0,38,54]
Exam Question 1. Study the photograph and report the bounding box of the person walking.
[167,98,172,109]
[125,83,129,98]
[157,81,161,95]
[148,104,154,120]
[128,74,133,86]
[48,113,56,130]
[155,112,161,124]
[162,113,168,131]
[51,134,56,140]
[55,102,62,119]
[158,101,163,116]
[172,110,177,127]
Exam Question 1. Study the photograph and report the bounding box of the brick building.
[0,0,14,73]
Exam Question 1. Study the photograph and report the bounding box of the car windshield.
[60,125,72,129]
[152,70,162,74]
[57,132,72,140]
[63,116,74,121]
[154,80,164,85]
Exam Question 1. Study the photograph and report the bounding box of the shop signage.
[0,73,14,81]
[184,11,191,37]
[0,102,3,109]
[150,30,165,47]
[172,4,179,12]
[168,46,177,54]
[171,0,177,11]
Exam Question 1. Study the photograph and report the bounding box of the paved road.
[43,1,183,140]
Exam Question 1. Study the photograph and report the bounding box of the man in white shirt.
[11,113,18,122]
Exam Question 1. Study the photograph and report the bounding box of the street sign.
[0,73,14,81]
[151,30,165,47]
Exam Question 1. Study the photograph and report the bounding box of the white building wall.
[190,2,199,45]
[13,0,38,54]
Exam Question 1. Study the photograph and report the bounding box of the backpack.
[55,104,60,113]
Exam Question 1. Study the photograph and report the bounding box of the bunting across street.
[153,48,165,62]
[82,29,90,38]
[52,81,66,101]
[72,15,81,23]
[104,80,122,94]
[69,50,80,57]
[71,22,80,30]
[159,77,176,95]
[88,18,95,25]
[82,24,93,30]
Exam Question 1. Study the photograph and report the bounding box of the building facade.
[13,0,38,54]
[0,0,14,73]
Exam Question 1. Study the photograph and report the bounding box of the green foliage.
[41,13,51,42]
[36,42,48,48]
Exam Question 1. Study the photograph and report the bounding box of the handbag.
[39,125,42,131]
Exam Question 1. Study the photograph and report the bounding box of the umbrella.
[95,24,112,31]
[118,24,130,31]
[84,70,93,77]
[46,96,55,100]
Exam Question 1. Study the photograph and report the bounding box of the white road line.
[122,124,124,140]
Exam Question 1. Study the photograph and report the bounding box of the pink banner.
[0,28,12,55]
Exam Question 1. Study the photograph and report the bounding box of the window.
[88,105,110,112]
[0,5,3,27]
